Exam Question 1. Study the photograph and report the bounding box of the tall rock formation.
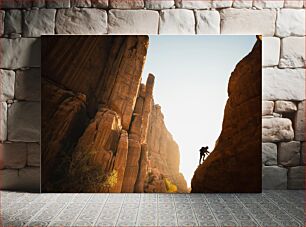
[42,35,187,193]
[191,38,262,192]
[145,105,188,193]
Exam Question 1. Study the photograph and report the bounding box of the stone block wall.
[0,0,305,191]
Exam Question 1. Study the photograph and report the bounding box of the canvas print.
[41,35,262,193]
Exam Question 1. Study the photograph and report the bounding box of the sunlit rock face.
[42,35,187,192]
[191,38,262,192]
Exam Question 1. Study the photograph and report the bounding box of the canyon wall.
[191,37,262,192]
[41,35,187,193]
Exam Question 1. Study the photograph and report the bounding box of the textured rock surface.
[0,38,40,69]
[288,166,304,189]
[109,0,144,8]
[23,9,56,37]
[145,0,175,9]
[294,101,305,141]
[159,9,195,34]
[27,143,40,167]
[0,69,15,101]
[71,0,91,7]
[146,104,188,193]
[4,9,22,34]
[262,101,274,115]
[41,80,88,191]
[0,167,40,192]
[15,69,41,101]
[212,0,233,8]
[284,0,304,8]
[8,102,41,142]
[195,10,220,34]
[232,0,252,8]
[0,102,7,142]
[46,0,70,8]
[279,37,305,68]
[275,9,305,37]
[263,68,305,101]
[108,10,159,34]
[0,143,27,169]
[274,101,297,113]
[262,37,280,66]
[262,166,287,189]
[262,118,294,142]
[253,0,284,8]
[175,0,212,9]
[191,39,262,192]
[56,8,107,34]
[91,0,108,8]
[0,10,4,35]
[41,36,187,193]
[220,9,276,35]
[262,143,277,166]
[278,141,301,167]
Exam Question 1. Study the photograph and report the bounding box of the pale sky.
[142,35,257,187]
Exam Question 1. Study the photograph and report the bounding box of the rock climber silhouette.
[199,146,210,165]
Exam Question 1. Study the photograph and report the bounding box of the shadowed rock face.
[191,38,262,193]
[42,36,187,192]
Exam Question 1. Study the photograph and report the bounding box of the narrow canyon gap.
[41,35,261,193]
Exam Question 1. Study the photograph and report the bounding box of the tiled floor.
[1,190,304,226]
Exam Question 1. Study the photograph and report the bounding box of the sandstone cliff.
[42,35,187,193]
[191,38,262,192]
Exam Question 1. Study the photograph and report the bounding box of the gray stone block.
[108,10,159,34]
[71,0,91,7]
[294,101,305,141]
[159,9,195,34]
[262,166,287,189]
[4,9,22,34]
[56,8,107,34]
[27,143,40,167]
[23,9,56,37]
[0,167,40,192]
[0,142,27,169]
[46,0,70,8]
[262,118,294,142]
[288,166,304,189]
[301,142,305,165]
[278,141,301,167]
[8,102,41,142]
[262,101,274,115]
[274,100,297,113]
[0,0,32,9]
[109,0,144,9]
[0,10,4,35]
[32,0,46,8]
[0,69,15,102]
[15,69,41,101]
[145,0,174,9]
[91,0,108,8]
[0,38,41,69]
[262,143,277,166]
[0,102,7,142]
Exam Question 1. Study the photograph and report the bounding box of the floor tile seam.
[23,194,62,226]
[70,195,93,226]
[91,195,109,226]
[201,194,220,226]
[261,193,304,225]
[233,194,261,226]
[47,194,78,226]
[216,194,245,226]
